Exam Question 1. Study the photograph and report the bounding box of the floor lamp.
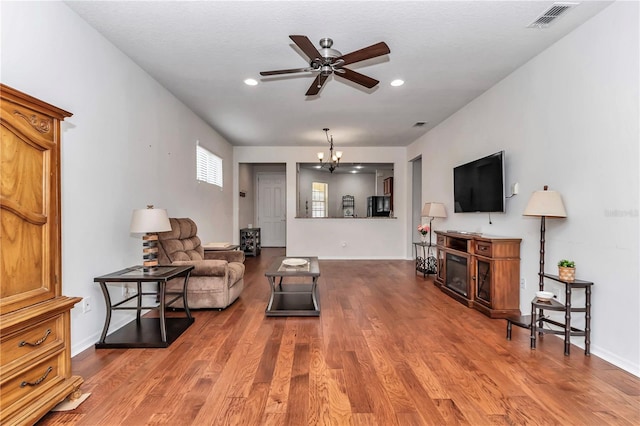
[421,202,447,273]
[522,186,567,290]
[421,202,447,246]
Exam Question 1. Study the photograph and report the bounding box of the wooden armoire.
[0,84,83,424]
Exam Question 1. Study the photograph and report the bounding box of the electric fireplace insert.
[445,253,468,297]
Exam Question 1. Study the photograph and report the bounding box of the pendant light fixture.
[317,128,342,173]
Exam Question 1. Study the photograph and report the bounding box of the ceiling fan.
[260,35,390,96]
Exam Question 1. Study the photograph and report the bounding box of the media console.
[435,231,521,318]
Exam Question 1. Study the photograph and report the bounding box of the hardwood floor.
[39,248,639,425]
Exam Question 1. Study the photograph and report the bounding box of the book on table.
[203,242,233,249]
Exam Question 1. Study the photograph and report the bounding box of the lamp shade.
[130,206,171,233]
[523,188,567,218]
[421,202,447,218]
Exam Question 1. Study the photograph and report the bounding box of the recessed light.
[351,170,357,174]
[244,78,258,86]
[355,165,363,169]
[390,79,404,87]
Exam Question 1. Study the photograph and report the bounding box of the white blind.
[196,144,223,187]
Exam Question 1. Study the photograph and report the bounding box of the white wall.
[235,146,407,259]
[407,1,639,375]
[238,163,255,229]
[1,2,235,355]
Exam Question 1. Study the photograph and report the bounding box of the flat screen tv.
[453,151,505,213]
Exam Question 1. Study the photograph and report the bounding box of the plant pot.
[558,266,575,282]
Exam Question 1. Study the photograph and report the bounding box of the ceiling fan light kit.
[260,35,390,96]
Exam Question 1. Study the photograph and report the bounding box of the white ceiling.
[65,1,611,148]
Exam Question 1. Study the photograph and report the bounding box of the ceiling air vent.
[527,2,578,28]
[413,122,427,127]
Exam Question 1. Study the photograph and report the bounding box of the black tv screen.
[454,151,505,213]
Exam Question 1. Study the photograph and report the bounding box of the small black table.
[530,274,593,356]
[264,256,320,316]
[413,241,437,277]
[94,265,194,348]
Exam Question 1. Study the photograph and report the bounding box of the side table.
[94,265,194,348]
[240,228,261,256]
[530,273,593,356]
[413,242,437,277]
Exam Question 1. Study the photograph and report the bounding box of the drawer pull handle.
[479,246,488,251]
[19,329,52,347]
[20,366,53,388]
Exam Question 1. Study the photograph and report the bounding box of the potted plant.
[558,259,576,281]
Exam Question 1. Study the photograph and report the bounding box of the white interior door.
[257,173,286,247]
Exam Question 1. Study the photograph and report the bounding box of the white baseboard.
[71,315,136,357]
[589,344,640,377]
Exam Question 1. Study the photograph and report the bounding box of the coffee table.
[264,256,320,316]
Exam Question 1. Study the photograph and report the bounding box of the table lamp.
[130,205,171,272]
[421,202,447,246]
[523,186,567,289]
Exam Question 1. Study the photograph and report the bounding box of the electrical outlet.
[520,278,526,289]
[82,296,92,313]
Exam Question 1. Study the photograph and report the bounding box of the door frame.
[410,156,422,258]
[256,171,287,247]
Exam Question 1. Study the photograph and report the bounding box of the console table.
[94,265,194,348]
[435,231,521,318]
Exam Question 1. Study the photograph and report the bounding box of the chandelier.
[317,128,342,173]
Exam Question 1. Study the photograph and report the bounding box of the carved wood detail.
[13,110,51,134]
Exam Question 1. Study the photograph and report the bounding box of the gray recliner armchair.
[157,218,244,309]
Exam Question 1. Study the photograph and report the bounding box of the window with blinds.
[196,144,223,187]
[311,182,328,218]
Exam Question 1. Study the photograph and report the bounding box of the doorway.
[257,172,286,247]
[411,156,422,257]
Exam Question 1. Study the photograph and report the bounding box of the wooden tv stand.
[435,231,521,318]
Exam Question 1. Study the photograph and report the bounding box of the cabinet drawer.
[0,315,64,378]
[475,241,492,257]
[0,351,64,412]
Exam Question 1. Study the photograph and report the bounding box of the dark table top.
[265,256,320,278]
[94,265,194,283]
[542,273,594,287]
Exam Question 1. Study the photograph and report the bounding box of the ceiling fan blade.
[260,67,313,76]
[290,35,323,62]
[336,42,390,66]
[336,68,379,89]
[305,74,328,96]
